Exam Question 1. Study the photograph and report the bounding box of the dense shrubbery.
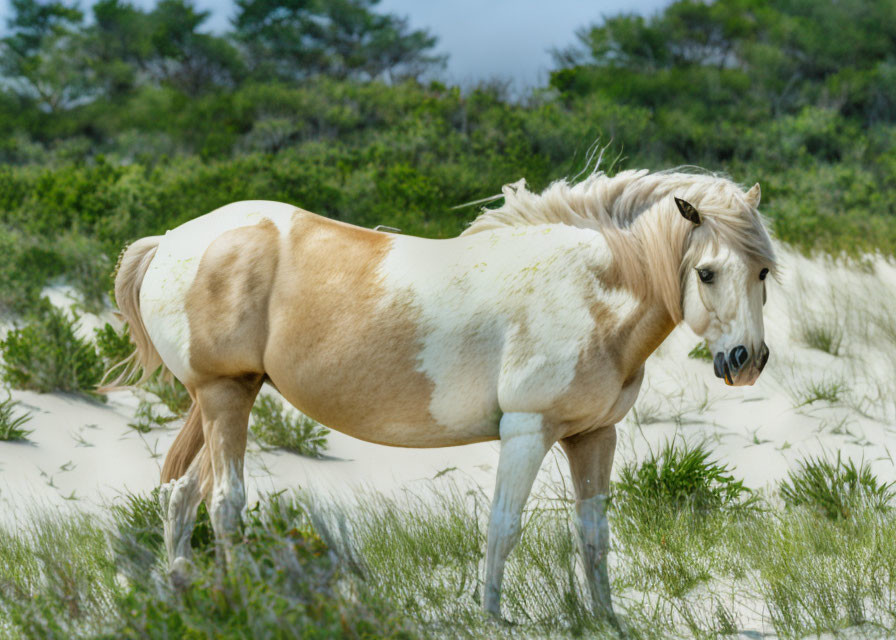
[1,1,896,318]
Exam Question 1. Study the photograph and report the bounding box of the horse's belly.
[270,371,502,448]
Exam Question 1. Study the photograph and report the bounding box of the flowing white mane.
[464,169,777,322]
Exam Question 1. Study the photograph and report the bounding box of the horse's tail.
[100,236,206,483]
[161,402,206,483]
[99,235,166,391]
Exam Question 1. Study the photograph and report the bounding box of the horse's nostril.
[758,342,770,371]
[713,352,726,378]
[729,345,749,370]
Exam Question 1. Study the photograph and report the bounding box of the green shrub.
[94,321,135,381]
[780,453,895,520]
[614,440,756,516]
[0,393,32,441]
[250,394,329,458]
[0,227,57,316]
[0,302,105,397]
[53,232,113,314]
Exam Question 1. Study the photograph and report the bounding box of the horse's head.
[676,183,775,386]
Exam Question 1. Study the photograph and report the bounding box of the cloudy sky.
[0,0,672,88]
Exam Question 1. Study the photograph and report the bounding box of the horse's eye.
[697,268,714,284]
[759,268,769,281]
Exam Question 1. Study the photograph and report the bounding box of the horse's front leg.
[560,425,618,624]
[195,375,262,567]
[483,412,553,619]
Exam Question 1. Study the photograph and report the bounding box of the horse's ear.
[745,182,761,208]
[674,197,701,226]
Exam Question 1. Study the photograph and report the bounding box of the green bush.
[614,440,756,516]
[780,453,895,520]
[95,322,134,372]
[0,393,32,441]
[0,302,105,397]
[250,394,329,458]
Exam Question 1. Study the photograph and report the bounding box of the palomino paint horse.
[107,169,776,621]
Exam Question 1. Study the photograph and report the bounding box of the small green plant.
[799,323,844,356]
[780,453,895,520]
[94,322,134,372]
[0,393,32,441]
[615,440,756,516]
[127,400,177,433]
[250,395,329,458]
[144,375,192,416]
[796,377,845,406]
[0,301,105,397]
[688,341,713,361]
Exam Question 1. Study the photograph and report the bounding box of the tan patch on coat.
[550,279,675,437]
[262,211,438,446]
[186,218,280,379]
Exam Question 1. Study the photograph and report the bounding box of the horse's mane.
[463,168,777,323]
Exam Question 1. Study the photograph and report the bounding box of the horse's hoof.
[169,556,194,590]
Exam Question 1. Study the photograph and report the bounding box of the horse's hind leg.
[194,374,263,566]
[483,412,553,618]
[159,445,209,585]
[560,425,618,624]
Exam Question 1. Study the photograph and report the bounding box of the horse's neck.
[598,205,683,374]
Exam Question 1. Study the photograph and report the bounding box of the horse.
[105,168,776,622]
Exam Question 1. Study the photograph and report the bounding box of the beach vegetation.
[0,393,32,441]
[0,301,105,397]
[250,394,330,457]
[779,453,895,520]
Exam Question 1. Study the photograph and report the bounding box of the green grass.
[797,322,844,356]
[3,447,896,638]
[250,394,330,458]
[614,439,757,517]
[127,400,177,433]
[143,375,192,416]
[787,374,847,408]
[0,392,32,441]
[780,453,895,520]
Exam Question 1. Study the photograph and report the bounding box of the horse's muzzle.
[713,342,769,386]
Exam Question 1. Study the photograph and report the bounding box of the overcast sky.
[0,0,672,89]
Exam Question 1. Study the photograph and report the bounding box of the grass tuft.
[250,394,329,458]
[779,453,896,520]
[614,439,757,517]
[0,392,32,441]
[797,322,844,356]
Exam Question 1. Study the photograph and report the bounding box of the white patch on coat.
[378,224,639,430]
[140,201,297,382]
